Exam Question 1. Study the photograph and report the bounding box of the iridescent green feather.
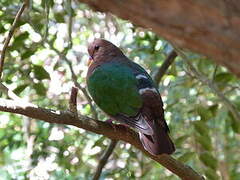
[87,61,143,116]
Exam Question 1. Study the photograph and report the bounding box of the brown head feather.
[87,39,124,78]
[88,39,124,62]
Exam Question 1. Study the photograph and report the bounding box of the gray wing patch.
[135,73,158,95]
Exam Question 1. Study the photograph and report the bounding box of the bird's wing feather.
[114,58,170,133]
[87,60,154,134]
[121,58,170,132]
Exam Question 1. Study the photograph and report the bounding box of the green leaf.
[209,104,218,116]
[91,137,105,148]
[199,152,218,170]
[195,105,212,121]
[54,12,65,23]
[21,48,37,59]
[33,65,50,80]
[175,135,189,147]
[14,32,29,42]
[53,61,60,70]
[0,23,5,33]
[41,0,54,8]
[197,58,212,73]
[193,121,209,136]
[0,129,5,139]
[195,135,212,151]
[178,152,195,163]
[33,83,47,96]
[13,84,28,95]
[214,72,233,84]
[31,14,44,32]
[204,168,219,180]
[10,32,29,50]
[169,63,177,76]
[230,171,240,180]
[229,112,240,133]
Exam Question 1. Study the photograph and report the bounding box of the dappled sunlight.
[0,0,239,179]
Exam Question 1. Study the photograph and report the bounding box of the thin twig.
[0,83,23,102]
[67,59,98,119]
[92,140,118,180]
[67,0,73,49]
[153,50,178,84]
[0,83,34,108]
[69,86,78,115]
[48,43,98,119]
[175,48,240,123]
[42,0,50,41]
[212,65,218,81]
[0,98,204,180]
[0,3,27,79]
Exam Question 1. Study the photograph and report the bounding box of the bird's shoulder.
[120,58,159,95]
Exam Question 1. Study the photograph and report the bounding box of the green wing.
[87,61,143,116]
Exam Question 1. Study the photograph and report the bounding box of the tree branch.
[153,50,178,84]
[0,98,204,180]
[0,3,27,79]
[92,140,118,180]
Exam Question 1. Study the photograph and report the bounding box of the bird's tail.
[139,124,175,155]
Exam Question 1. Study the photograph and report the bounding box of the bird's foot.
[106,119,129,132]
[106,119,117,132]
[106,119,114,124]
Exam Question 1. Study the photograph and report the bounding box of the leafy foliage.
[0,0,239,179]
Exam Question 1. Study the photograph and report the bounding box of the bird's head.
[87,39,124,66]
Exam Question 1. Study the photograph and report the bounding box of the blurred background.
[0,0,239,179]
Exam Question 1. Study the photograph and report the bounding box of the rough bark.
[0,98,204,180]
[79,0,240,78]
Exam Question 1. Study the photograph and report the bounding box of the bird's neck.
[87,54,126,79]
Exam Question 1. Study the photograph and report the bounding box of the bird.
[86,39,175,155]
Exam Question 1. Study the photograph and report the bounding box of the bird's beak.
[87,56,93,66]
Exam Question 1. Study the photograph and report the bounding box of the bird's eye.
[94,45,100,51]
